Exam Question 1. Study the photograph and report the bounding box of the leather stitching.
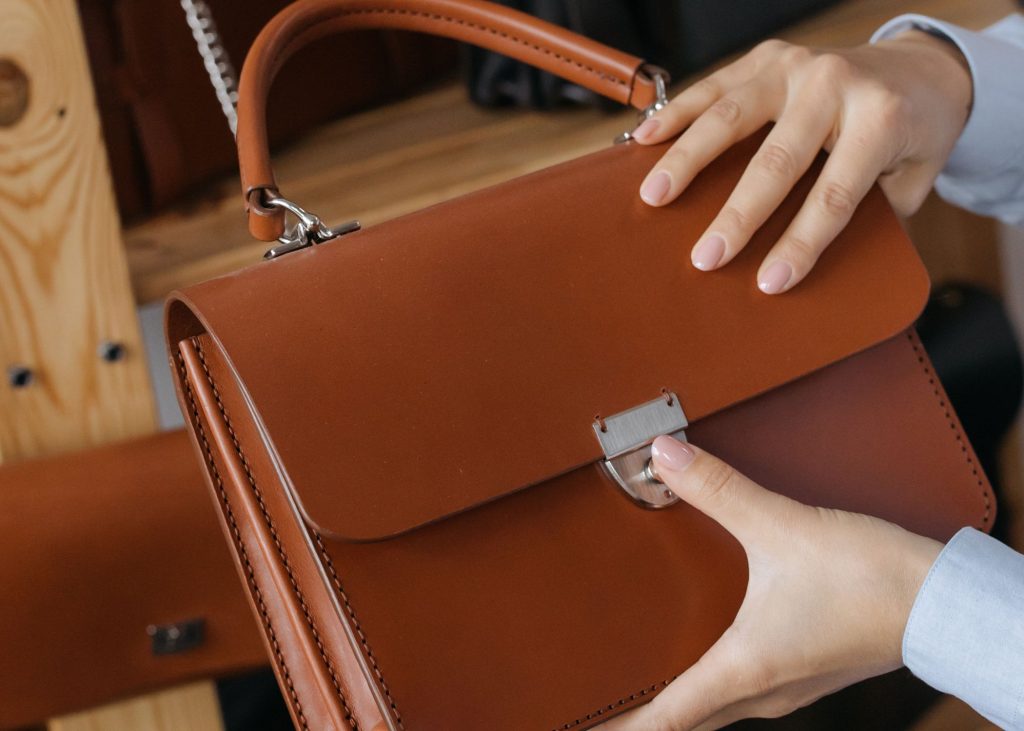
[314,531,407,730]
[191,339,360,730]
[905,331,992,528]
[176,351,311,731]
[552,679,674,730]
[185,329,986,731]
[300,8,628,91]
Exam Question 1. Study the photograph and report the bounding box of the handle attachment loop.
[259,191,362,260]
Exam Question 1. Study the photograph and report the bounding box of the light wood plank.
[0,0,155,459]
[49,682,224,731]
[0,1,222,728]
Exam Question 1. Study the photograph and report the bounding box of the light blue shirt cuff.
[871,14,1024,226]
[903,527,1024,728]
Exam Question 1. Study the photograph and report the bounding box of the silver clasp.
[593,391,688,508]
[614,69,670,145]
[261,192,361,260]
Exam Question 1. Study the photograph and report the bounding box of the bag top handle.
[237,0,667,242]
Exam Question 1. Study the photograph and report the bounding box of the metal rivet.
[146,618,206,655]
[98,341,126,362]
[642,458,663,484]
[7,365,33,388]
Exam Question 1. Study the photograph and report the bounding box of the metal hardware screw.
[7,365,33,388]
[98,341,126,362]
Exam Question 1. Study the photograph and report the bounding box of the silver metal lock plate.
[594,392,688,508]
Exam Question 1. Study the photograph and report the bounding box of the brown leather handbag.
[165,1,995,729]
[0,430,266,728]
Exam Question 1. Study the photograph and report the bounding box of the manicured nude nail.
[633,117,660,141]
[692,234,726,271]
[758,261,793,294]
[651,436,695,471]
[640,171,671,206]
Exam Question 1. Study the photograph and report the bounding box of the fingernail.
[692,234,726,271]
[758,261,793,294]
[633,117,660,141]
[651,436,695,472]
[640,171,671,206]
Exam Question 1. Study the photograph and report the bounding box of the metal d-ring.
[614,69,671,145]
[260,191,361,260]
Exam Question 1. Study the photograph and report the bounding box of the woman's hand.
[598,436,943,730]
[635,32,973,294]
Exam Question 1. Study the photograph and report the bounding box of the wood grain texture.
[0,2,222,729]
[123,0,1017,302]
[49,682,224,731]
[0,0,155,460]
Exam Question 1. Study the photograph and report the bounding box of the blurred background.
[1,0,1022,729]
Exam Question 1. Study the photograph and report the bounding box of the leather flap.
[168,133,930,541]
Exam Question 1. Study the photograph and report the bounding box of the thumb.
[650,436,788,540]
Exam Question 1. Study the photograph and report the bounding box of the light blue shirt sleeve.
[871,14,1024,227]
[901,528,1024,728]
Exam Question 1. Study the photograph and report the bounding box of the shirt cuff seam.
[871,14,1024,183]
[902,528,967,666]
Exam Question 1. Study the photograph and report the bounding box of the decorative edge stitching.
[314,532,407,731]
[184,328,985,731]
[552,679,675,730]
[905,331,992,528]
[298,8,629,90]
[176,351,312,731]
[191,338,360,730]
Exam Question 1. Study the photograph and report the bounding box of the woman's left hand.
[634,32,972,293]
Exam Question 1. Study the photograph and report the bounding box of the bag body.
[165,2,994,728]
[0,430,267,728]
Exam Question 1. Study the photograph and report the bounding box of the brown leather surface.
[170,135,929,542]
[166,134,993,730]
[0,430,267,728]
[165,9,993,728]
[178,341,386,731]
[175,326,991,731]
[236,0,661,240]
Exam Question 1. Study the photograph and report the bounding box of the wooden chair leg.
[0,1,224,728]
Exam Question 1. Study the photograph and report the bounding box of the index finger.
[632,50,764,145]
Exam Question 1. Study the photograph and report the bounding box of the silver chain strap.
[180,0,239,136]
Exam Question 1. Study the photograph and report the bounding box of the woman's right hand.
[597,437,943,730]
[634,31,973,294]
